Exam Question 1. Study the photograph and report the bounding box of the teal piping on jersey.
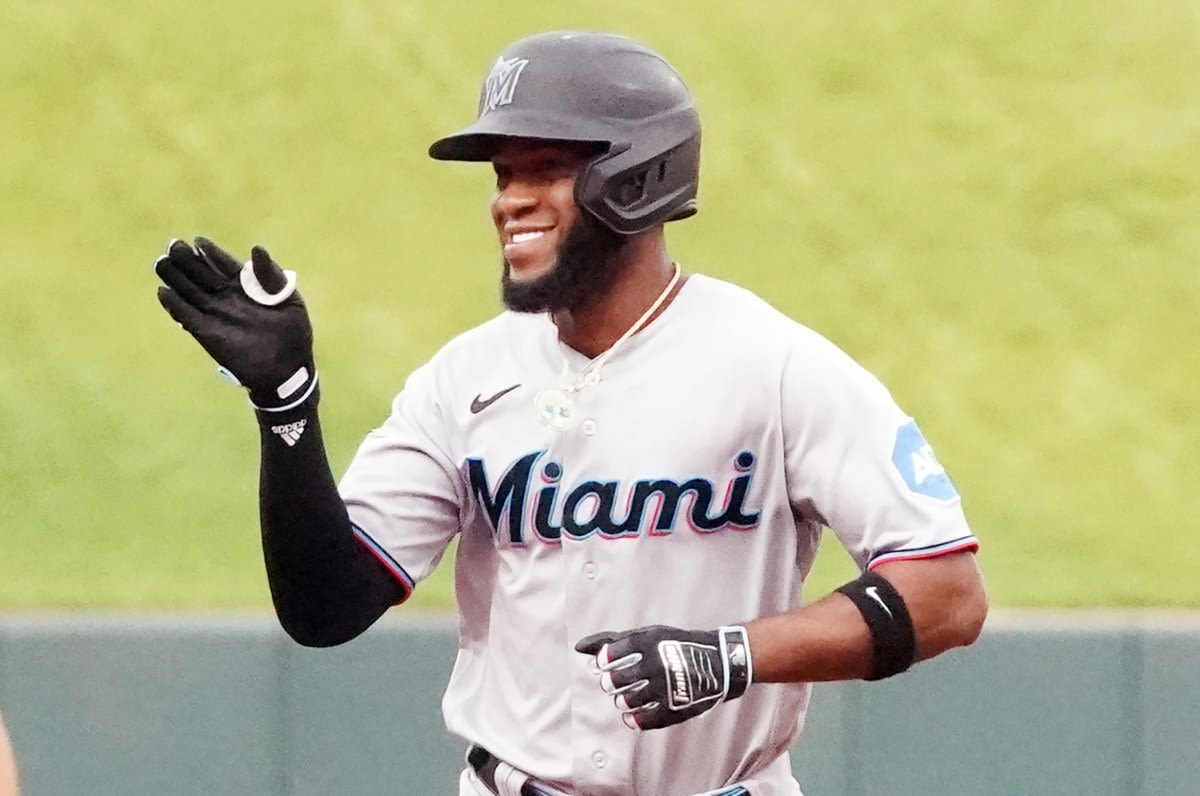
[351,523,415,600]
[866,535,980,570]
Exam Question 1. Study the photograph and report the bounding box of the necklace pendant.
[535,388,577,431]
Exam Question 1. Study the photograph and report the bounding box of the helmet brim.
[428,110,611,161]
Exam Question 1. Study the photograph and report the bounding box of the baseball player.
[154,30,987,796]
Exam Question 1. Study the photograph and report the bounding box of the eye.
[540,159,577,179]
[493,164,511,190]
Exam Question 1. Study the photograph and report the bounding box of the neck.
[551,231,681,358]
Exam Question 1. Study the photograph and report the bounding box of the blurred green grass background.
[1,0,1196,611]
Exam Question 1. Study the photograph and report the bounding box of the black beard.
[501,215,628,313]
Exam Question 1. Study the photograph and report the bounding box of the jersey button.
[581,419,597,436]
[591,750,607,769]
[583,562,598,579]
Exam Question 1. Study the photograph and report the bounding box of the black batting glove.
[575,624,753,731]
[155,237,316,411]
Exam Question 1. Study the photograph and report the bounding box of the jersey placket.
[547,386,637,795]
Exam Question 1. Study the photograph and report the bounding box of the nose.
[492,178,539,220]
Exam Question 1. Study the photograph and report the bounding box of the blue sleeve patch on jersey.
[891,420,959,501]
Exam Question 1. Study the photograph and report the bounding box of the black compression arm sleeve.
[256,387,405,647]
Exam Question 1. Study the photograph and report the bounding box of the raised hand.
[155,237,316,410]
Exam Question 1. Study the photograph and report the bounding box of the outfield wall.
[0,614,1196,795]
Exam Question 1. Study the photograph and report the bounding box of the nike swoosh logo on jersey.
[470,383,521,414]
[865,586,893,618]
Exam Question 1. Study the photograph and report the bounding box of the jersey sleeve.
[338,362,465,591]
[780,330,979,571]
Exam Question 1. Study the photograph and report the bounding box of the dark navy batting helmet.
[429,31,701,236]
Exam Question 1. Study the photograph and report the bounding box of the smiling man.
[490,140,628,315]
[155,30,987,796]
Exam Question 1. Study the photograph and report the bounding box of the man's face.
[490,139,626,313]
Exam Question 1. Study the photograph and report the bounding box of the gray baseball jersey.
[338,273,978,796]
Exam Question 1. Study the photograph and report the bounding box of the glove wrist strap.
[250,369,319,413]
[718,625,752,701]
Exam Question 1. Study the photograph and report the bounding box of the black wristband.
[836,570,916,680]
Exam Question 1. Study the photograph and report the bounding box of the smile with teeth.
[511,230,547,244]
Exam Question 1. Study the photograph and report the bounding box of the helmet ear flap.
[576,134,700,236]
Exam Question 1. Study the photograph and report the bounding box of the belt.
[467,745,563,796]
[467,745,752,796]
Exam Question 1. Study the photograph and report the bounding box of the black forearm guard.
[256,386,404,646]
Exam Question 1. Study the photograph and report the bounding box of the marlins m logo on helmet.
[480,56,529,114]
